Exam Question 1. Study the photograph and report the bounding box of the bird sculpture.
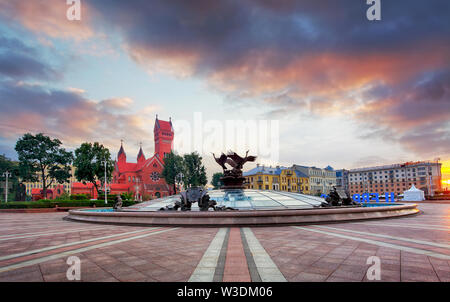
[227,150,257,170]
[212,153,228,171]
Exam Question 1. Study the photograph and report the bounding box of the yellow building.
[244,165,281,190]
[279,168,310,194]
[23,165,77,196]
[243,165,310,194]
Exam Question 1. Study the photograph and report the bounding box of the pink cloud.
[0,0,94,40]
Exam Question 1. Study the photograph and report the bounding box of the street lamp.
[134,177,141,201]
[176,172,184,192]
[101,160,108,205]
[2,171,11,203]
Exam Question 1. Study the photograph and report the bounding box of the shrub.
[70,194,90,200]
[0,199,137,209]
[121,192,134,201]
[55,192,71,200]
[97,194,117,202]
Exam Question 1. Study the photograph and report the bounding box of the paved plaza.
[0,203,448,282]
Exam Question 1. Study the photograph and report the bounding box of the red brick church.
[71,116,175,200]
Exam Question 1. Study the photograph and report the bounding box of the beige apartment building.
[23,165,77,196]
[291,165,336,195]
[348,160,442,197]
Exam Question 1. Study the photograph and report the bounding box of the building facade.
[31,116,176,201]
[348,160,442,197]
[291,165,336,195]
[336,169,350,194]
[23,165,77,196]
[243,165,310,194]
[109,116,175,199]
[244,165,281,191]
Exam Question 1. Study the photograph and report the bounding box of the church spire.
[137,142,146,163]
[118,140,126,162]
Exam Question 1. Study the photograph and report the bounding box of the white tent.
[403,185,425,201]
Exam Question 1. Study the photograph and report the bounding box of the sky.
[0,0,449,183]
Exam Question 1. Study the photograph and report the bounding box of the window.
[150,172,160,182]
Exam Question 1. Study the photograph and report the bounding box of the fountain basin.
[66,202,419,227]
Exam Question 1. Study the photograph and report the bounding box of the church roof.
[118,144,126,157]
[116,161,138,173]
[137,146,145,160]
[115,153,164,174]
[155,117,173,132]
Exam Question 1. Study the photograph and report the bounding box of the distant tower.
[154,116,174,160]
[118,140,126,163]
[137,142,146,164]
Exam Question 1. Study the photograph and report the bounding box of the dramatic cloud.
[0,80,159,157]
[0,36,60,80]
[86,0,450,158]
[355,70,450,156]
[0,0,93,40]
[1,0,449,162]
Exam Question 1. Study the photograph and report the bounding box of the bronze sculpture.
[159,186,236,211]
[213,150,257,189]
[322,187,360,207]
[113,195,123,210]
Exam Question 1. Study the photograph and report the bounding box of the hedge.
[70,194,90,200]
[0,199,137,209]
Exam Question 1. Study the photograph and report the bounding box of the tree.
[183,152,207,188]
[73,142,114,198]
[15,133,73,198]
[161,151,185,194]
[0,154,19,202]
[211,172,224,189]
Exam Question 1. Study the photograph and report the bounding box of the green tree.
[0,154,19,202]
[73,142,114,198]
[183,152,207,188]
[15,133,73,198]
[161,151,185,194]
[211,172,224,189]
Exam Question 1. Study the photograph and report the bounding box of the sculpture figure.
[113,195,123,210]
[322,187,360,207]
[213,150,257,189]
[159,187,235,211]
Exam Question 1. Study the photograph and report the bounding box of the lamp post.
[176,172,184,193]
[134,177,141,201]
[101,160,108,205]
[2,171,11,203]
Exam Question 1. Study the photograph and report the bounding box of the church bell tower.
[154,115,174,160]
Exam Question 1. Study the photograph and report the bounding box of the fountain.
[66,151,419,226]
